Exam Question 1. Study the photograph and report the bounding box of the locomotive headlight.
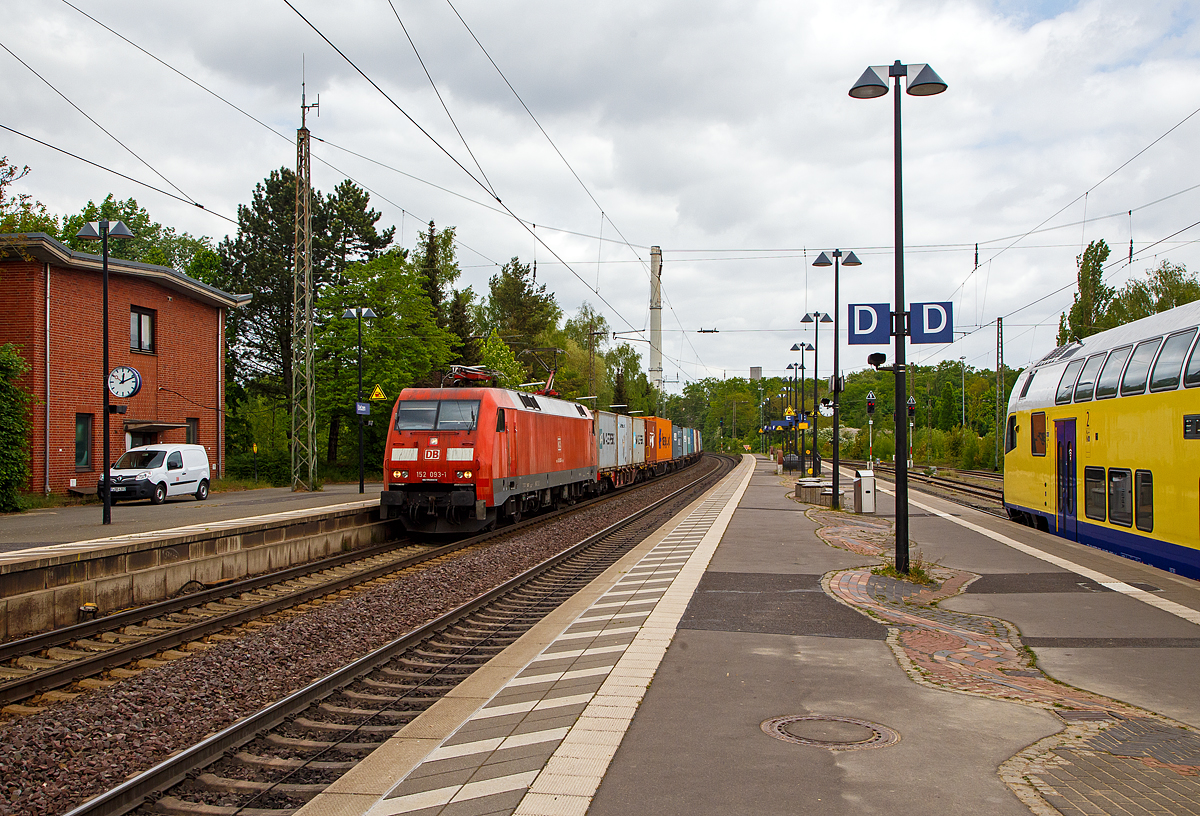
[464,470,472,479]
[391,470,402,480]
[401,470,409,478]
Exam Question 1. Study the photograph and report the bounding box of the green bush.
[0,344,32,512]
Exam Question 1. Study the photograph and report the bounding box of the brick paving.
[807,507,1200,816]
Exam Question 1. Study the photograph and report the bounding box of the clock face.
[107,366,142,399]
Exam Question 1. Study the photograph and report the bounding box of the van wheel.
[151,483,167,505]
[196,480,209,501]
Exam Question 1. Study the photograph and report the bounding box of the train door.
[1055,418,1078,539]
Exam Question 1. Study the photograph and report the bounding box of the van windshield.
[115,450,166,469]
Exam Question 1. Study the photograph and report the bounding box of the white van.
[100,443,211,504]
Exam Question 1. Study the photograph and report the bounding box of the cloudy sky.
[4,0,1199,391]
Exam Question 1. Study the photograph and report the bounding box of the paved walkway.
[297,455,1200,816]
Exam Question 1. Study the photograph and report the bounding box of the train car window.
[1150,328,1197,391]
[1120,338,1163,396]
[1108,468,1133,527]
[1004,415,1017,454]
[1055,359,1085,405]
[1135,470,1153,532]
[1074,353,1107,402]
[1018,370,1036,399]
[436,400,481,430]
[1017,372,1036,400]
[1095,345,1132,399]
[1030,412,1047,456]
[1084,466,1106,521]
[395,401,438,430]
[1184,331,1200,387]
[495,409,506,432]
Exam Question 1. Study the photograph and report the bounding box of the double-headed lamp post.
[76,219,134,525]
[798,313,832,474]
[849,59,947,572]
[342,307,377,494]
[790,342,813,471]
[813,249,862,510]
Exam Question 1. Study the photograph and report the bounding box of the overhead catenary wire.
[0,39,202,208]
[281,0,640,333]
[0,123,238,226]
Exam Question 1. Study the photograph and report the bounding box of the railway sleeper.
[72,638,120,652]
[233,751,357,772]
[290,717,404,736]
[317,703,423,720]
[195,772,326,799]
[358,677,459,695]
[339,688,435,705]
[265,733,379,754]
[377,665,473,680]
[45,646,92,661]
[151,794,291,816]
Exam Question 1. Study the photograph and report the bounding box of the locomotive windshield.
[395,400,480,431]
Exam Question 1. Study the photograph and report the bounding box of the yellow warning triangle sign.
[369,384,387,400]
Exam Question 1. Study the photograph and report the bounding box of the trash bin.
[853,469,876,514]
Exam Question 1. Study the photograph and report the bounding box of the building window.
[1030,412,1047,457]
[186,418,199,444]
[1135,470,1153,533]
[1108,468,1133,527]
[75,413,93,470]
[1084,466,1106,521]
[131,306,155,352]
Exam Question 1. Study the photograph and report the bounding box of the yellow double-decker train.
[1003,300,1200,579]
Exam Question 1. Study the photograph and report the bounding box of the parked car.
[98,443,211,504]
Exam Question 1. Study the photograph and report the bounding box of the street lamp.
[849,59,947,573]
[959,355,967,428]
[786,362,801,455]
[790,342,813,471]
[77,219,134,525]
[813,250,862,510]
[798,314,832,474]
[342,306,377,494]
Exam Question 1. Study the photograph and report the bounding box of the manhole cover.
[761,715,900,752]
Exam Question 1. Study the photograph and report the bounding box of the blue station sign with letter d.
[910,302,954,344]
[848,303,891,345]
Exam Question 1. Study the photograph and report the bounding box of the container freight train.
[1002,300,1200,579]
[379,386,702,534]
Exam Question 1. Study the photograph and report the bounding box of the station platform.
[302,454,1200,816]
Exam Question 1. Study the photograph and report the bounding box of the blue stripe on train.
[1004,502,1200,581]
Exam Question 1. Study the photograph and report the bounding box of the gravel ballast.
[0,464,718,816]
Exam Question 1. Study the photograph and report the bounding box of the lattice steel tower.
[291,86,319,491]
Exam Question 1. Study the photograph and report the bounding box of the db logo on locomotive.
[424,450,440,460]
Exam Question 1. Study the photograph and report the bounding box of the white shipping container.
[633,417,646,464]
[617,414,634,468]
[597,411,618,469]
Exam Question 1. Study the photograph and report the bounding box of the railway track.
[846,460,1006,514]
[0,462,709,714]
[60,454,733,816]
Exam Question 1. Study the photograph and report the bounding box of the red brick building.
[0,233,250,494]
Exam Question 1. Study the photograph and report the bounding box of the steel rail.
[2,461,704,705]
[62,454,732,816]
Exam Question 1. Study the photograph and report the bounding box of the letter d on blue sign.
[911,302,954,344]
[848,303,891,345]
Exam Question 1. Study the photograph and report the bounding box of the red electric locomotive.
[380,376,598,533]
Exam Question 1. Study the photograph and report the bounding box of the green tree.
[480,330,527,389]
[1107,260,1200,325]
[0,343,32,511]
[475,257,562,359]
[314,248,456,465]
[1057,239,1113,345]
[215,167,332,400]
[0,157,57,238]
[937,381,957,431]
[59,194,213,270]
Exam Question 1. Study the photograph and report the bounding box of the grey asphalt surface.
[0,482,383,553]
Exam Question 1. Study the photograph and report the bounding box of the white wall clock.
[107,366,142,399]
